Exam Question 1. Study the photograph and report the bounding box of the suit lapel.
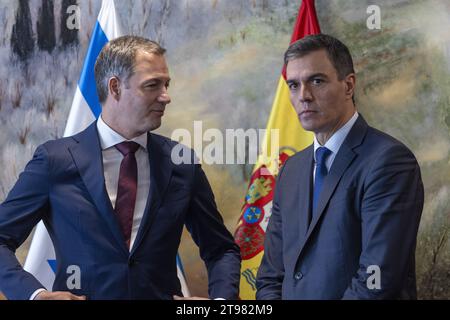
[296,147,314,239]
[130,133,173,254]
[297,115,369,258]
[68,122,129,256]
[306,144,356,235]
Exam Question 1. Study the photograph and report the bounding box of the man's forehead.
[135,50,166,64]
[133,51,169,73]
[286,50,335,77]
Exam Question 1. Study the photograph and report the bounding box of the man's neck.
[101,113,137,140]
[315,109,356,145]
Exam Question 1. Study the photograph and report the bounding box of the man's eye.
[288,83,298,90]
[312,78,323,85]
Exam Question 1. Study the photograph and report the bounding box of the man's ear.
[108,77,121,101]
[344,73,356,101]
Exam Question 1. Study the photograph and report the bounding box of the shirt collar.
[313,111,359,160]
[97,115,148,151]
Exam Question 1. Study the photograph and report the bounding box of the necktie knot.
[115,141,140,156]
[312,146,331,220]
[315,146,331,169]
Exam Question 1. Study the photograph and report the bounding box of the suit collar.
[130,133,174,255]
[69,122,130,256]
[70,125,175,256]
[340,113,368,150]
[311,114,368,225]
[96,115,148,151]
[313,111,359,162]
[297,115,369,258]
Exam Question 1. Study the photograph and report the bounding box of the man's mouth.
[300,110,317,116]
[152,108,165,116]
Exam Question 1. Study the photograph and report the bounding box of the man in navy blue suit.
[256,34,424,299]
[0,36,240,300]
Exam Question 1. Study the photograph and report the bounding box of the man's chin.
[299,119,317,132]
[146,120,162,132]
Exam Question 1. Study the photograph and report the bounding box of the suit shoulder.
[365,126,416,158]
[39,136,75,153]
[278,145,313,176]
[284,145,313,165]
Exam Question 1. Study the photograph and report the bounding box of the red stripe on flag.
[281,0,321,79]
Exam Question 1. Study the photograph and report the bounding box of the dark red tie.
[114,141,140,248]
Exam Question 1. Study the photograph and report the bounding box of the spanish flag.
[234,0,321,300]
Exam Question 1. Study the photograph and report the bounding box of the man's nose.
[158,88,171,104]
[298,84,312,103]
[291,84,312,113]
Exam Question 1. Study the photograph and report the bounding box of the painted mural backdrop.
[0,0,448,299]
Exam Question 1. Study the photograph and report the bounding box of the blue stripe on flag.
[78,21,109,119]
[176,254,186,278]
[47,259,57,273]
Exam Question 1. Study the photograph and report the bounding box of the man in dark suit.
[0,36,241,300]
[256,34,424,299]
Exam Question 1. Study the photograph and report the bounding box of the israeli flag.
[24,0,190,297]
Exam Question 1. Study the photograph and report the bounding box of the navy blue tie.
[312,147,331,218]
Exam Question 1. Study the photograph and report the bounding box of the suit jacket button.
[294,272,303,280]
[128,259,135,266]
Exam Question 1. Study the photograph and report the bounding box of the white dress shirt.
[97,115,150,250]
[313,111,359,183]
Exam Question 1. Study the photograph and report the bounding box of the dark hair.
[94,35,166,104]
[284,34,355,81]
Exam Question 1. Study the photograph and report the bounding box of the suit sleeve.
[342,144,424,299]
[0,145,50,299]
[255,164,286,300]
[184,164,241,300]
